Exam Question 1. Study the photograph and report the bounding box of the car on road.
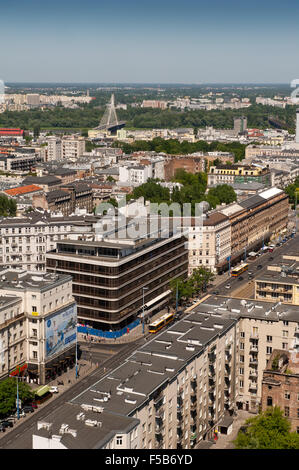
[225,284,231,289]
[238,276,244,281]
[49,386,59,394]
[1,420,13,429]
[212,290,219,295]
[22,405,35,413]
[174,310,184,321]
[269,256,274,261]
[257,265,262,269]
[0,423,6,433]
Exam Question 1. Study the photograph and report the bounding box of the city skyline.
[1,0,299,83]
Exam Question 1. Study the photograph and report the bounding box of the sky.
[0,0,299,83]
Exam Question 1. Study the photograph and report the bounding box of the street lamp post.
[142,287,149,335]
[9,367,20,420]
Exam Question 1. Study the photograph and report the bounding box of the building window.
[267,397,273,406]
[284,407,290,417]
[266,347,272,355]
[285,392,290,400]
[282,330,288,337]
[266,336,272,342]
[116,436,123,446]
[282,343,288,350]
[240,332,245,338]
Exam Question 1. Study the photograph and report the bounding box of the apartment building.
[218,187,288,268]
[254,242,299,305]
[31,295,299,448]
[32,183,93,216]
[261,349,299,432]
[0,295,26,380]
[0,153,44,172]
[0,211,96,271]
[187,213,231,274]
[255,273,299,305]
[46,223,188,330]
[61,136,85,160]
[32,306,237,449]
[46,137,62,161]
[119,164,153,186]
[0,269,76,384]
[207,164,271,187]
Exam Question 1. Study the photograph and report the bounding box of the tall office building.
[234,116,247,134]
[46,220,188,330]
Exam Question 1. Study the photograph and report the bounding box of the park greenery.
[0,194,17,217]
[0,378,34,418]
[234,407,299,449]
[0,101,296,133]
[127,172,237,212]
[169,267,215,305]
[113,138,247,162]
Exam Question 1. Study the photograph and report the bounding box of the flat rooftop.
[0,269,72,291]
[33,402,138,449]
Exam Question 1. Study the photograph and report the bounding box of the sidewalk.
[211,410,253,449]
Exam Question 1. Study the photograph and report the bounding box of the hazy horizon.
[1,0,298,83]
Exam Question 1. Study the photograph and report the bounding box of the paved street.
[0,340,143,449]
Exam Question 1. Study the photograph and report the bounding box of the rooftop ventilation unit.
[85,419,102,427]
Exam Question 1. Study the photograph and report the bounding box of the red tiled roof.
[4,184,42,196]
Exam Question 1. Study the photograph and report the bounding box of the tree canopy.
[285,177,299,209]
[234,406,299,449]
[207,184,237,206]
[0,194,17,217]
[0,378,34,418]
[170,268,215,305]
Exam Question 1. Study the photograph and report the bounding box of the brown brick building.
[218,187,288,269]
[261,349,299,432]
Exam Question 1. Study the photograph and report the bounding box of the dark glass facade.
[46,235,188,330]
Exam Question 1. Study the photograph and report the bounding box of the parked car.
[238,276,244,281]
[49,386,59,394]
[212,290,219,295]
[22,405,34,414]
[225,284,231,289]
[0,423,5,433]
[1,420,13,429]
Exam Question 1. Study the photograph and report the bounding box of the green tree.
[285,177,299,209]
[208,184,237,205]
[0,195,17,217]
[0,378,34,418]
[169,277,194,305]
[33,125,40,139]
[234,407,299,449]
[189,267,215,294]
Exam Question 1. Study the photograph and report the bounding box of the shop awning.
[34,385,50,397]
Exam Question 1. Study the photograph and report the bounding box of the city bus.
[231,263,249,277]
[148,312,174,334]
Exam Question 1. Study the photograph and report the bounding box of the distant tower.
[234,116,247,135]
[296,109,299,143]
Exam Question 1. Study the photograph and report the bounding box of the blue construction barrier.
[77,318,141,339]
